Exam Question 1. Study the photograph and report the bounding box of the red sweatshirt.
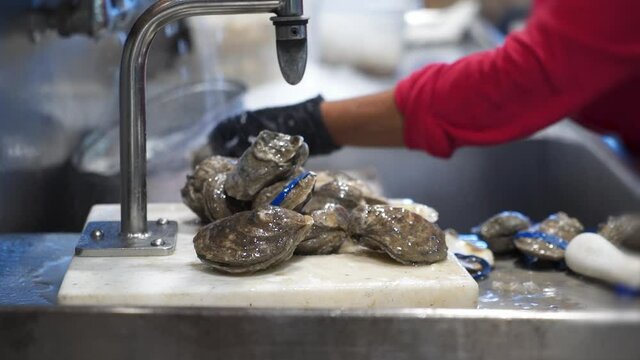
[395,0,640,157]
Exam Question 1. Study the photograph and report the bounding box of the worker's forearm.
[320,89,405,148]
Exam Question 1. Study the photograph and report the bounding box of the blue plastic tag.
[514,231,569,250]
[455,253,492,281]
[270,171,313,207]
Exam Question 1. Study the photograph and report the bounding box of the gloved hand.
[209,96,341,157]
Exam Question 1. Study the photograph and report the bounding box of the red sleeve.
[395,0,640,157]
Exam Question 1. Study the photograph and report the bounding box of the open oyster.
[181,156,236,220]
[537,212,584,241]
[350,205,448,265]
[225,130,309,201]
[475,211,531,254]
[194,206,314,274]
[296,203,350,255]
[253,171,316,211]
[598,214,640,250]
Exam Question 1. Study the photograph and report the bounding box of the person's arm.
[395,0,640,157]
[320,90,404,148]
[209,91,405,157]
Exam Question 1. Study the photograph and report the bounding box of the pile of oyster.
[182,130,448,274]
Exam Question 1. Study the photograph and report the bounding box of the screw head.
[151,238,166,247]
[90,229,104,240]
[156,218,169,226]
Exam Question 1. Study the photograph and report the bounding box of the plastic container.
[317,0,420,75]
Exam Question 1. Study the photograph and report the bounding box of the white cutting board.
[58,204,478,308]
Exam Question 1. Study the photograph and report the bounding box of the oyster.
[181,156,236,220]
[513,231,568,262]
[296,203,350,255]
[194,206,314,274]
[394,200,439,223]
[445,230,494,266]
[475,211,531,254]
[303,177,366,213]
[598,214,640,250]
[202,173,249,222]
[350,205,448,265]
[537,212,584,241]
[253,171,316,211]
[512,213,582,262]
[225,130,309,201]
[315,170,386,205]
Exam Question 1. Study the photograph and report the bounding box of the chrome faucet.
[76,0,308,257]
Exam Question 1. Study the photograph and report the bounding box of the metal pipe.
[275,0,302,16]
[120,0,284,236]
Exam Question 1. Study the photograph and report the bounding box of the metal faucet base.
[76,221,178,257]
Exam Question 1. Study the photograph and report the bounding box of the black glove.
[209,96,341,157]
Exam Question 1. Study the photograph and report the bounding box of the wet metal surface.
[0,234,76,306]
[478,259,640,311]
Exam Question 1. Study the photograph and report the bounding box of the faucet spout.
[272,0,308,85]
[119,0,301,238]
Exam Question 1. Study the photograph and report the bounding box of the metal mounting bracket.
[75,219,178,257]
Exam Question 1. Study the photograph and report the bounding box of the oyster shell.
[349,205,448,265]
[194,206,314,274]
[181,156,236,220]
[394,200,439,223]
[513,231,568,262]
[296,203,350,255]
[225,130,309,201]
[253,171,316,211]
[445,230,494,266]
[537,212,584,241]
[202,173,249,222]
[597,214,640,250]
[303,177,366,213]
[512,213,581,262]
[475,211,531,254]
[315,170,386,205]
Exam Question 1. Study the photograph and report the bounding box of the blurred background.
[2,0,636,234]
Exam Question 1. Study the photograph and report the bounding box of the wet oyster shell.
[296,203,350,255]
[225,130,309,201]
[202,173,249,222]
[253,171,316,211]
[315,170,386,205]
[349,205,448,265]
[537,212,584,241]
[181,156,236,220]
[513,232,567,262]
[303,177,366,213]
[194,206,314,274]
[475,211,531,254]
[598,214,640,250]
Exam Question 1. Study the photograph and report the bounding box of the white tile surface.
[58,204,478,308]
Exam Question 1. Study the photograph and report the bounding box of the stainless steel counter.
[1,307,639,360]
